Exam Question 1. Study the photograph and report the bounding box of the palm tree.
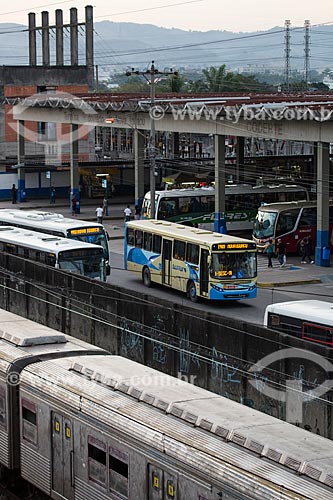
[202,65,228,92]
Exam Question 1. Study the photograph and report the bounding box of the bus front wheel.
[187,281,198,303]
[142,267,152,287]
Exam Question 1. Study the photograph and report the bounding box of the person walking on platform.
[277,238,287,267]
[134,205,141,220]
[71,193,77,217]
[11,184,17,204]
[96,205,104,224]
[50,186,56,204]
[300,236,314,264]
[264,239,274,268]
[124,205,132,222]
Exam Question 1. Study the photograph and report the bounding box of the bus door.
[200,249,209,296]
[162,239,172,286]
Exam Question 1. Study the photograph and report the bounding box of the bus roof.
[144,184,308,200]
[0,226,103,254]
[264,300,333,326]
[127,219,255,246]
[0,209,104,233]
[257,200,333,213]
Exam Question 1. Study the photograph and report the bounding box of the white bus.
[264,300,333,347]
[0,209,110,274]
[0,226,107,281]
[142,184,309,233]
[124,220,257,302]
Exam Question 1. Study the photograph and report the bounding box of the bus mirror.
[207,255,211,267]
[106,264,111,276]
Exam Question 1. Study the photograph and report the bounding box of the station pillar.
[70,123,80,214]
[236,136,245,183]
[315,141,330,266]
[134,129,145,208]
[17,120,26,202]
[214,134,227,234]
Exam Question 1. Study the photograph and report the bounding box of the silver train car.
[0,310,332,499]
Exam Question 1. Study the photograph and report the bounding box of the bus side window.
[46,254,56,267]
[143,232,153,251]
[186,243,199,265]
[135,230,143,248]
[152,235,162,253]
[127,228,135,246]
[173,240,186,261]
[299,208,316,227]
[276,209,299,236]
[5,243,17,255]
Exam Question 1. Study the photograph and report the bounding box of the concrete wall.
[0,253,331,439]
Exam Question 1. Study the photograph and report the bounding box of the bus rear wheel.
[142,267,152,287]
[187,280,198,303]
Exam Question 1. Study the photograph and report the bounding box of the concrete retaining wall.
[0,253,331,439]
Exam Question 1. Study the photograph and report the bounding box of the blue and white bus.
[124,220,257,302]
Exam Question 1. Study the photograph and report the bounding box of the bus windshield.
[59,249,104,280]
[211,251,257,279]
[253,210,278,239]
[69,232,108,256]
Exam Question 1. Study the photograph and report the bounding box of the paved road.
[0,197,332,326]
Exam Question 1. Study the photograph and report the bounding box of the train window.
[88,437,106,487]
[109,447,128,498]
[0,386,6,426]
[21,399,37,445]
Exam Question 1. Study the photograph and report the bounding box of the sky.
[0,0,332,32]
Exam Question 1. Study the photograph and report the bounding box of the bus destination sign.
[69,227,101,235]
[212,242,256,251]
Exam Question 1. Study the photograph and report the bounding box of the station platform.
[0,197,331,288]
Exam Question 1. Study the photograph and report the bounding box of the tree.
[202,65,228,92]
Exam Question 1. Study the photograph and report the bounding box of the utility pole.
[304,20,311,89]
[284,20,291,92]
[126,61,178,218]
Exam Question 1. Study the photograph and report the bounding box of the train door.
[200,249,209,296]
[162,239,172,286]
[51,412,74,500]
[148,464,177,499]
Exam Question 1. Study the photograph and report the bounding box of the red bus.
[252,200,333,254]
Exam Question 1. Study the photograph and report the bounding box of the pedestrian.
[300,236,314,264]
[134,205,141,220]
[50,186,56,204]
[71,193,77,217]
[124,205,132,222]
[96,205,104,224]
[11,184,17,204]
[276,238,287,267]
[264,238,274,268]
[103,197,108,216]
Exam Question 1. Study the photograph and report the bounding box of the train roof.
[0,309,105,366]
[22,354,333,499]
[0,226,103,254]
[0,209,104,232]
[144,183,308,199]
[127,220,255,246]
[264,300,333,326]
